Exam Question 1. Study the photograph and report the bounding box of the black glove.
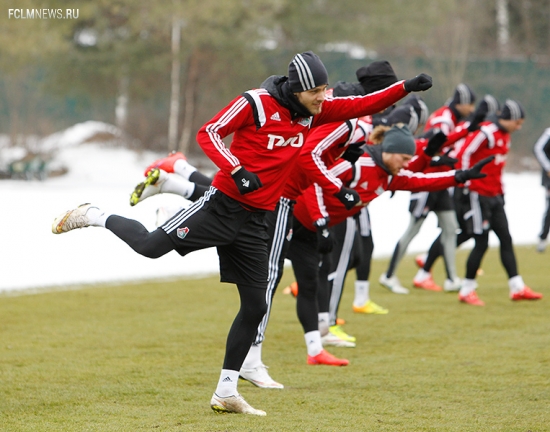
[341,143,364,164]
[334,186,361,210]
[430,148,458,168]
[467,105,488,132]
[424,131,448,157]
[403,73,433,92]
[454,156,494,183]
[231,167,263,195]
[314,218,333,254]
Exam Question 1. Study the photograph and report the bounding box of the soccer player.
[289,124,491,352]
[454,99,543,305]
[51,51,433,415]
[380,84,478,294]
[533,127,550,253]
[412,95,501,281]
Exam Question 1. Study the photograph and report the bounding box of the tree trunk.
[178,49,200,155]
[115,75,129,132]
[168,18,182,152]
[496,0,510,56]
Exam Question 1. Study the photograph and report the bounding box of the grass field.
[1,245,549,431]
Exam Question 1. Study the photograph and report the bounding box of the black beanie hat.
[402,94,429,125]
[479,94,501,115]
[381,125,416,156]
[499,99,525,120]
[288,51,329,93]
[356,61,398,94]
[452,83,476,105]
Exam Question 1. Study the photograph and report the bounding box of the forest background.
[2,0,549,170]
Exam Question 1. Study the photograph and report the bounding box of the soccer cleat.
[415,253,427,268]
[413,275,442,291]
[336,317,346,325]
[307,349,349,366]
[353,300,389,314]
[459,291,485,306]
[328,325,355,343]
[510,286,543,301]
[284,281,298,297]
[210,393,266,416]
[52,203,96,234]
[321,332,356,348]
[443,277,462,292]
[144,151,186,176]
[379,273,409,294]
[537,239,547,253]
[130,168,161,206]
[239,364,284,389]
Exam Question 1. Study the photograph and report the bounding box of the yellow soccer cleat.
[328,325,356,343]
[353,300,389,315]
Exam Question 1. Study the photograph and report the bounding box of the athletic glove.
[430,148,458,168]
[467,105,488,132]
[334,186,361,210]
[403,73,433,92]
[424,131,448,157]
[231,166,263,195]
[341,143,364,164]
[314,218,333,254]
[454,156,494,183]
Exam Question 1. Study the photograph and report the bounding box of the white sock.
[353,280,370,307]
[414,269,430,282]
[241,343,262,370]
[161,173,196,199]
[459,278,477,296]
[508,275,525,293]
[304,330,323,357]
[318,312,330,336]
[86,206,111,228]
[173,159,197,180]
[214,369,239,398]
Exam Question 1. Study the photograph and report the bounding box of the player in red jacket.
[51,51,434,415]
[287,125,491,358]
[380,83,478,294]
[413,95,501,281]
[452,99,543,306]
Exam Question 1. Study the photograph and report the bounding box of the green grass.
[1,245,549,431]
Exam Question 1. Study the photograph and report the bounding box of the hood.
[261,75,313,119]
[364,145,392,175]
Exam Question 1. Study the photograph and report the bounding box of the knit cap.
[356,60,398,94]
[452,83,476,105]
[288,51,329,93]
[499,99,525,120]
[381,125,416,155]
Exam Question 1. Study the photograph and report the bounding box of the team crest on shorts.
[286,228,293,241]
[177,227,190,239]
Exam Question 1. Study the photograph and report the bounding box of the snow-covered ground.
[1,122,546,293]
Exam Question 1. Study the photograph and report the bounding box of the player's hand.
[430,148,458,168]
[467,107,488,132]
[424,131,448,157]
[314,218,333,254]
[454,156,494,183]
[231,167,263,195]
[334,187,361,210]
[341,143,364,164]
[403,73,432,92]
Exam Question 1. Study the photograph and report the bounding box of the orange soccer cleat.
[510,286,543,301]
[413,275,443,291]
[144,151,186,176]
[459,291,485,306]
[307,349,349,366]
